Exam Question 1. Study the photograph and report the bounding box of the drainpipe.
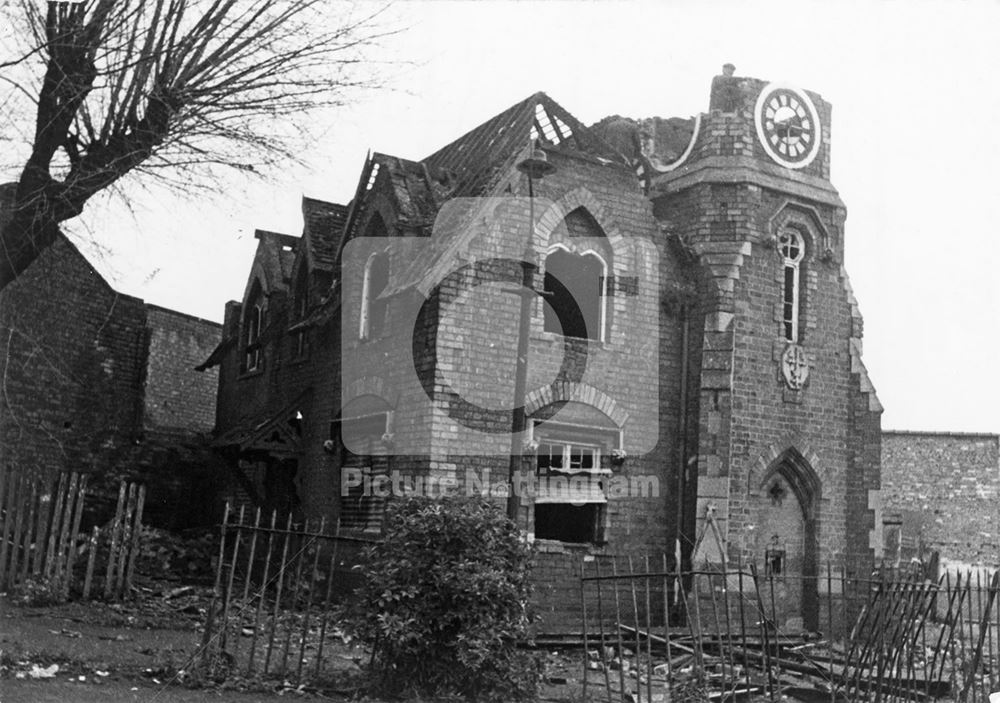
[674,301,690,568]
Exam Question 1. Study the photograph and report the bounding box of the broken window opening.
[535,503,603,544]
[779,228,805,342]
[360,252,390,340]
[242,282,264,373]
[534,423,614,545]
[543,246,607,341]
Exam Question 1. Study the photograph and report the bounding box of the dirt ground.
[0,592,362,702]
[0,592,584,702]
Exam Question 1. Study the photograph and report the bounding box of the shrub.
[345,496,538,701]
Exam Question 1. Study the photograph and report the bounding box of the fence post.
[103,482,127,599]
[961,570,1000,702]
[61,474,88,600]
[200,502,231,666]
[82,526,99,600]
[123,484,145,597]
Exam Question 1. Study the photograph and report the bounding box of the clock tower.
[648,67,882,629]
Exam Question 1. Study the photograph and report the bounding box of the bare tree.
[0,0,392,290]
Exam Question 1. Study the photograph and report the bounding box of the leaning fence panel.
[198,503,378,686]
[579,556,1000,702]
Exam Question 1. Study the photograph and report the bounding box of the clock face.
[754,84,822,169]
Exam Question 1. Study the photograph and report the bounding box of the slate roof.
[422,91,625,198]
[301,196,347,271]
[212,390,311,452]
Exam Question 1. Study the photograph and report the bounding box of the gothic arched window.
[543,246,607,341]
[779,228,805,342]
[243,281,264,372]
[359,252,389,340]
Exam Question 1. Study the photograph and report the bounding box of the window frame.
[542,243,608,342]
[779,228,805,343]
[359,251,390,341]
[242,284,265,374]
[531,420,618,545]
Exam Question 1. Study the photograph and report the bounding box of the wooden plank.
[7,472,27,589]
[82,526,99,600]
[114,483,137,600]
[123,484,145,596]
[53,473,79,590]
[62,474,88,600]
[0,468,15,590]
[17,480,39,587]
[31,484,54,578]
[43,472,67,580]
[103,482,127,599]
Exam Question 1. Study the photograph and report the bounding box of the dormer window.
[779,228,805,342]
[243,282,264,373]
[359,252,389,340]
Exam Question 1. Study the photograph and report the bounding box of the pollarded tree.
[0,0,392,290]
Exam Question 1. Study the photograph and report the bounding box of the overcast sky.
[63,0,999,434]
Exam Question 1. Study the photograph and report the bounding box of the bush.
[344,496,538,701]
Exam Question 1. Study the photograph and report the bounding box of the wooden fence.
[198,503,377,684]
[0,468,146,600]
[579,556,1000,703]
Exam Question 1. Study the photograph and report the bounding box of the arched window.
[243,281,264,372]
[359,252,389,340]
[543,246,607,341]
[779,228,805,342]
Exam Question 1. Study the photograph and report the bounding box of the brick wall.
[881,431,1000,564]
[144,304,221,433]
[0,225,223,528]
[0,236,147,481]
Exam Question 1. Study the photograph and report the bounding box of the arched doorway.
[755,449,820,631]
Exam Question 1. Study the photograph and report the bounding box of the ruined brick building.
[207,69,884,629]
[0,183,224,528]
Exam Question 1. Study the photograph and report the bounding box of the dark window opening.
[534,428,612,545]
[765,548,785,576]
[242,283,264,373]
[543,248,605,340]
[535,503,602,543]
